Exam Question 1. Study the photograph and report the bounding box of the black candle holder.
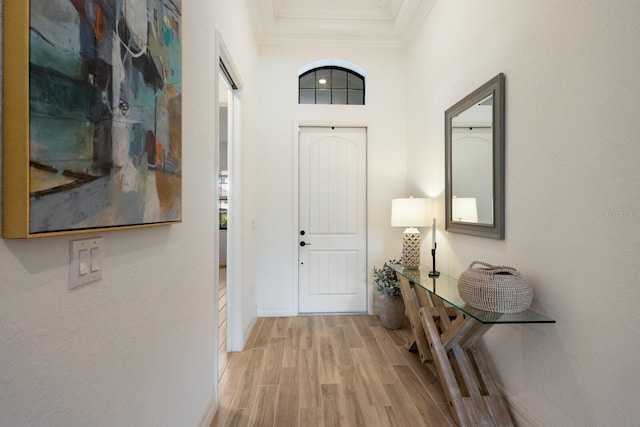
[429,242,440,277]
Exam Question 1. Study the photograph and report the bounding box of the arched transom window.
[299,66,365,105]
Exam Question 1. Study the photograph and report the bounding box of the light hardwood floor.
[211,315,456,427]
[219,267,229,380]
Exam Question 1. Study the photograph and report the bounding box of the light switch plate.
[69,237,103,289]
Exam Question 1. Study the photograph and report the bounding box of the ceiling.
[246,0,437,47]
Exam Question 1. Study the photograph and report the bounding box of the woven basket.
[457,261,533,313]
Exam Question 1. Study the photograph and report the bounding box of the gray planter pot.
[377,294,405,329]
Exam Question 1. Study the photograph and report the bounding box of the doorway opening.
[217,73,232,379]
[216,36,243,385]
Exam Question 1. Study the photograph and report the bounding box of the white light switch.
[79,249,89,275]
[90,247,101,272]
[69,237,103,289]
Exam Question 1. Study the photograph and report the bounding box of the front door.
[298,127,367,313]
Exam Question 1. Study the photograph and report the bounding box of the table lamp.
[391,197,431,269]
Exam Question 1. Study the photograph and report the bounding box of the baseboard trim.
[257,309,297,317]
[243,315,257,348]
[196,392,217,427]
[498,385,545,427]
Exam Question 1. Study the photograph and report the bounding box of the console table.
[387,264,554,427]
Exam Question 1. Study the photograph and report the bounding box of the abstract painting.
[3,0,182,237]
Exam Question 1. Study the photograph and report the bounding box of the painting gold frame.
[2,0,182,238]
[3,0,30,238]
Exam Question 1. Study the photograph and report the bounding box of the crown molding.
[246,0,437,48]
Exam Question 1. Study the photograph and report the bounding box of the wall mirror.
[445,73,505,239]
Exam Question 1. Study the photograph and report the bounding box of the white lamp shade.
[391,198,431,228]
[452,197,478,223]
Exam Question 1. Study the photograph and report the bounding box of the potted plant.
[372,260,405,329]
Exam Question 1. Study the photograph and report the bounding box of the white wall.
[254,45,409,315]
[406,1,640,425]
[0,1,258,426]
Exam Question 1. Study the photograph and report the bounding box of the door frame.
[292,121,369,315]
[215,32,244,358]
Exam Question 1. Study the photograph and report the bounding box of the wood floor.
[219,267,229,380]
[210,315,457,427]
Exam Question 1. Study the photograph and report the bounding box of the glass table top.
[387,263,555,324]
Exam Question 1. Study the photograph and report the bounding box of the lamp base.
[402,229,421,269]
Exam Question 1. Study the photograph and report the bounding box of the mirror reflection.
[451,94,493,225]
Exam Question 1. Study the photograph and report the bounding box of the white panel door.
[298,127,367,313]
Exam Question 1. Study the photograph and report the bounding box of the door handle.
[299,241,310,247]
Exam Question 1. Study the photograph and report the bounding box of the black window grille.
[299,66,365,105]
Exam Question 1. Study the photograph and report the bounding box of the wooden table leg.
[397,275,432,362]
[419,307,514,427]
[438,310,492,351]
